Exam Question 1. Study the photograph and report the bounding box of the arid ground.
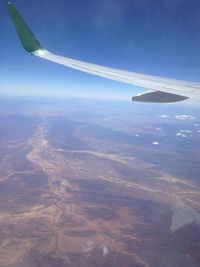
[0,97,200,267]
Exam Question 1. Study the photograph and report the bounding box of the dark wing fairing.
[132,91,189,103]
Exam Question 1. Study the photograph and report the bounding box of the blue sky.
[1,0,200,101]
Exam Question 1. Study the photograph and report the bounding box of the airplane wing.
[6,2,200,103]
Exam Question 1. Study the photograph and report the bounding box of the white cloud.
[176,132,187,138]
[152,141,159,145]
[176,129,193,138]
[179,129,192,134]
[175,115,195,120]
[161,115,170,118]
[156,128,162,131]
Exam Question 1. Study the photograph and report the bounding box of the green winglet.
[6,2,44,53]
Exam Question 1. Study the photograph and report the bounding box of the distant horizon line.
[0,93,131,102]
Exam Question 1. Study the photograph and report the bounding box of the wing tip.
[6,2,44,54]
[5,2,13,8]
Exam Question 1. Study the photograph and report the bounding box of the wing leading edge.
[6,2,200,103]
